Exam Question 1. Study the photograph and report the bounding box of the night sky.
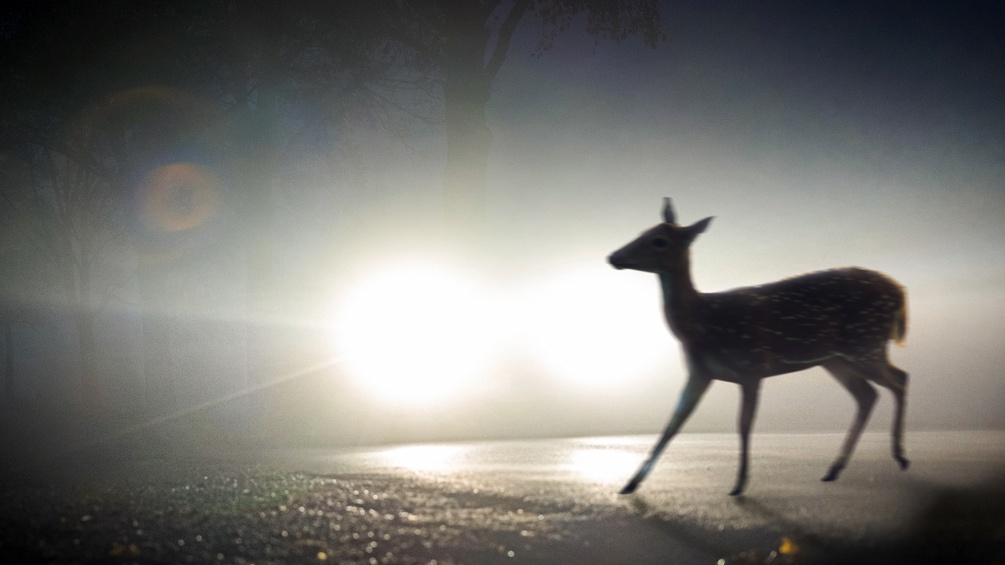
[3,1,1004,445]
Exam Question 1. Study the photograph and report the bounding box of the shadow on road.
[726,476,1005,564]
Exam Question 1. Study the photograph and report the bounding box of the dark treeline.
[0,1,662,448]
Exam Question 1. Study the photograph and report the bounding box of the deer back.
[685,267,906,379]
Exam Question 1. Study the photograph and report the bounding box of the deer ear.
[685,216,714,238]
[661,197,677,224]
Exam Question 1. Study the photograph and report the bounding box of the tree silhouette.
[2,2,225,409]
[3,115,127,407]
[0,155,46,406]
[378,0,665,243]
[0,0,665,423]
[2,1,396,415]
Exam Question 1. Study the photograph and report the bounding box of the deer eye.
[651,237,669,249]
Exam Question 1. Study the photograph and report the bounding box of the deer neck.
[658,259,701,340]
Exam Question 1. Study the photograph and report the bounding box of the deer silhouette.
[609,198,909,495]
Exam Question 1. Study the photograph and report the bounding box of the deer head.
[607,197,713,273]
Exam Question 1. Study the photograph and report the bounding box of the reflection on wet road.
[359,436,642,483]
[1,432,1002,564]
[266,431,1005,563]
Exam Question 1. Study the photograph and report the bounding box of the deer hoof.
[821,464,843,482]
[728,475,748,496]
[619,481,640,495]
[896,456,910,471]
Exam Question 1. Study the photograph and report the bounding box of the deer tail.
[891,292,908,347]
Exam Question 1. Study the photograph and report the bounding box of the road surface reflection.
[278,431,1005,564]
[3,432,1002,564]
[374,437,643,484]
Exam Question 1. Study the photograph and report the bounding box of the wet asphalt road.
[1,431,1003,564]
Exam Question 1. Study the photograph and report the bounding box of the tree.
[2,0,398,409]
[380,0,666,244]
[0,0,662,421]
[0,155,45,406]
[0,1,212,409]
[8,118,127,406]
[103,88,223,411]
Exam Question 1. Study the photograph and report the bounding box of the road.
[1,431,1003,564]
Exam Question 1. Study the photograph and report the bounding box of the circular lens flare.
[140,163,217,233]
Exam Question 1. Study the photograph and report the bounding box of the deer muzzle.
[608,252,628,270]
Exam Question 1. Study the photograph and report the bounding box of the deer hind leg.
[887,365,909,470]
[850,360,910,471]
[620,374,711,494]
[821,359,878,482]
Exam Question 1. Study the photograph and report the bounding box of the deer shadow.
[623,473,1005,565]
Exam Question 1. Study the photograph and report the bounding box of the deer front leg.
[730,379,762,496]
[620,374,711,494]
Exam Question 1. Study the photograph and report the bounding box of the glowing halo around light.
[520,268,672,389]
[330,262,504,406]
[140,162,218,233]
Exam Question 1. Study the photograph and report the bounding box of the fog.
[321,3,1005,441]
[2,2,1003,450]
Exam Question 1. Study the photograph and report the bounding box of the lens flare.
[140,163,218,233]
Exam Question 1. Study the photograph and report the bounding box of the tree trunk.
[74,310,101,409]
[64,254,101,408]
[443,83,493,244]
[137,263,175,412]
[442,68,493,245]
[3,321,13,405]
[439,0,529,248]
[441,13,494,246]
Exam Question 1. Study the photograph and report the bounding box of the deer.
[608,198,909,496]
